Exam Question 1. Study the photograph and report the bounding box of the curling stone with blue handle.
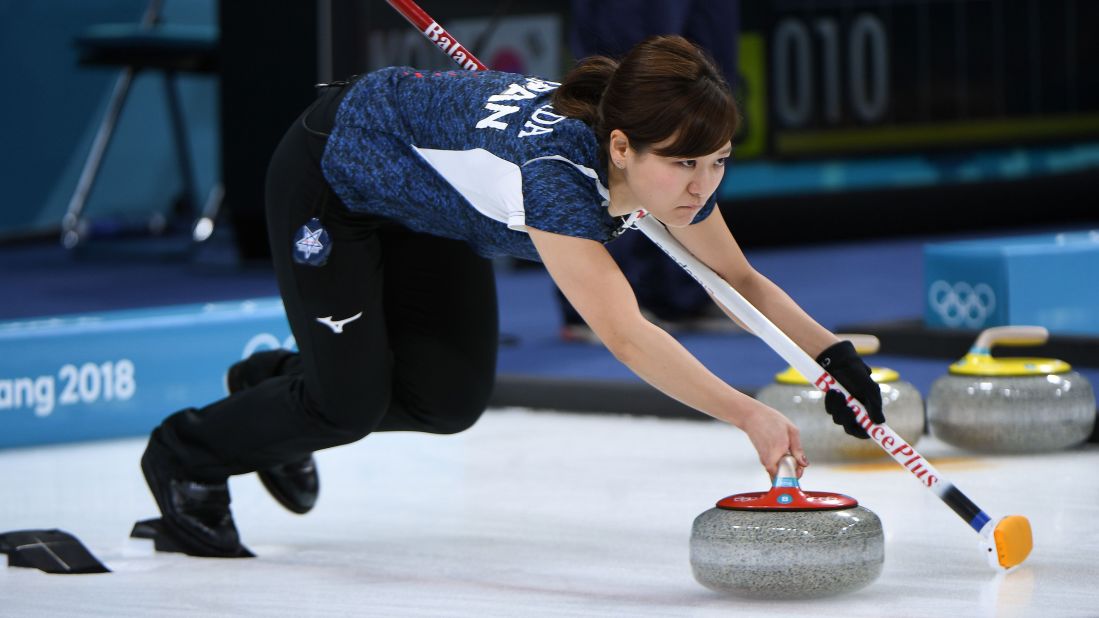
[927,326,1096,453]
[755,335,924,462]
[689,455,884,599]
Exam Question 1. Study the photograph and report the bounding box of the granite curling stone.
[755,335,924,462]
[928,326,1096,453]
[690,455,884,599]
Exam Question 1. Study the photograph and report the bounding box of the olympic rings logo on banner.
[928,280,997,328]
[242,333,297,359]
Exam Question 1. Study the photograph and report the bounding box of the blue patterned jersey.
[321,67,716,262]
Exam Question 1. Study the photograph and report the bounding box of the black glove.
[816,341,885,439]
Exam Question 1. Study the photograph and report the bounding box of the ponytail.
[551,55,618,132]
[552,35,739,161]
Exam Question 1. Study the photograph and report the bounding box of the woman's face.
[616,135,732,228]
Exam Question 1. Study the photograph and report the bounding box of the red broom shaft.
[384,0,488,71]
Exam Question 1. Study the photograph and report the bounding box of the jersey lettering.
[531,106,566,125]
[477,79,564,133]
[476,102,522,130]
[517,105,567,138]
[488,83,536,102]
[517,122,552,137]
[525,78,560,93]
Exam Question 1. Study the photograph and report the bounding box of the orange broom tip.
[993,515,1033,569]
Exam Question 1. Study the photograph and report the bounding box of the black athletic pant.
[151,83,499,481]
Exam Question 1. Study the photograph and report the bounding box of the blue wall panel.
[0,298,292,448]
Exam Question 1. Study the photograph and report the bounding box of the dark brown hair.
[552,35,739,163]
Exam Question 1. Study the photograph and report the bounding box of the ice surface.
[1,408,1095,617]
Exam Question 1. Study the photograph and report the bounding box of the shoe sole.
[131,518,254,558]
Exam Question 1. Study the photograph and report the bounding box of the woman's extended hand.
[737,401,809,480]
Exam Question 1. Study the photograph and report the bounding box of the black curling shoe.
[225,352,321,515]
[258,457,319,514]
[140,443,250,558]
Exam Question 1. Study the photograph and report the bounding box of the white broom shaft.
[633,215,951,491]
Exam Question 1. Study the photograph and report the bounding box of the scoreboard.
[736,0,1099,159]
[340,0,1099,162]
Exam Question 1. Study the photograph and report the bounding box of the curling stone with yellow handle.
[927,326,1096,453]
[755,335,924,462]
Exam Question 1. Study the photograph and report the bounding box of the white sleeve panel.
[412,146,528,231]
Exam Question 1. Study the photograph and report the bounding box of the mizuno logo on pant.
[316,312,363,334]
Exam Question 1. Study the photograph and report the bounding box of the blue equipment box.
[924,230,1099,334]
[0,299,292,449]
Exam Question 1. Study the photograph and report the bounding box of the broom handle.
[385,0,488,71]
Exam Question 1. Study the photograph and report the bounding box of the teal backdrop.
[0,0,218,238]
